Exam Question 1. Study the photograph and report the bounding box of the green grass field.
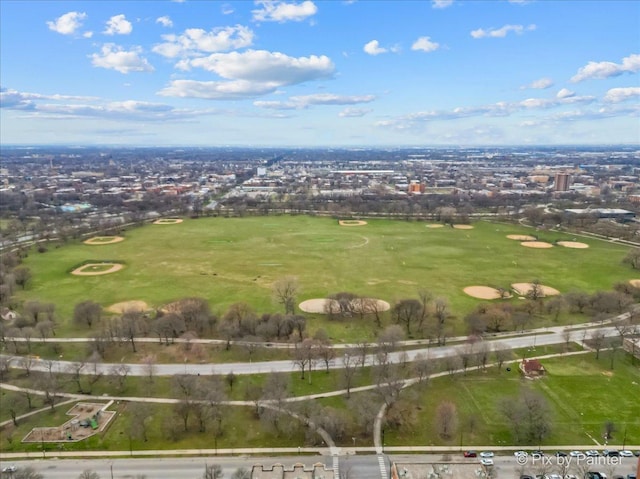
[17,216,635,334]
[384,352,640,447]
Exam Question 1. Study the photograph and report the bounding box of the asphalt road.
[1,326,621,377]
[1,454,638,479]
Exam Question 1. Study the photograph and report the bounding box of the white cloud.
[339,107,372,117]
[159,50,334,100]
[571,53,640,82]
[158,79,278,99]
[184,49,334,83]
[470,24,536,39]
[522,77,553,89]
[364,40,387,56]
[556,88,575,99]
[91,44,154,74]
[46,11,87,35]
[0,88,210,121]
[83,31,94,39]
[411,36,440,53]
[255,93,375,109]
[156,16,173,28]
[221,3,234,14]
[604,87,640,103]
[103,14,133,35]
[432,0,453,8]
[153,25,254,58]
[252,1,318,23]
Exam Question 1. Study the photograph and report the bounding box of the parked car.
[519,476,534,479]
[480,458,494,466]
[479,451,494,458]
[603,449,619,457]
[619,450,634,457]
[514,450,528,457]
[627,474,636,479]
[585,450,600,456]
[2,466,17,473]
[570,450,585,458]
[463,450,477,458]
[555,451,567,457]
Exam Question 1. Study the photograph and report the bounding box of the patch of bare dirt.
[557,241,589,249]
[521,241,553,249]
[452,224,474,229]
[463,286,510,300]
[298,298,390,314]
[506,234,537,241]
[339,220,367,226]
[511,282,560,296]
[106,300,150,314]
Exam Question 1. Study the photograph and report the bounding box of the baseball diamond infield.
[71,262,124,276]
[83,236,125,245]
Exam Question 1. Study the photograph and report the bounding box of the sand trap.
[453,224,474,230]
[521,241,553,249]
[84,236,125,245]
[339,220,367,226]
[71,263,124,276]
[629,279,640,288]
[506,234,537,241]
[426,224,444,229]
[106,300,150,314]
[299,298,390,314]
[557,241,589,249]
[153,218,183,224]
[511,283,560,297]
[463,286,510,300]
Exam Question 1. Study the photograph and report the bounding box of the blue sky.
[1,0,639,146]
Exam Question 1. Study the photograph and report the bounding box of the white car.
[585,449,600,457]
[619,450,634,457]
[569,450,585,457]
[480,458,494,466]
[514,450,528,457]
[2,466,17,473]
[479,451,494,458]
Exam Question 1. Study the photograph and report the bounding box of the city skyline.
[1,0,639,147]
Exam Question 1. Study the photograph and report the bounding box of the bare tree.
[293,338,318,382]
[128,402,150,442]
[433,298,449,345]
[77,471,101,479]
[412,352,432,386]
[73,300,102,328]
[435,401,458,440]
[272,276,299,315]
[392,298,423,337]
[590,329,606,359]
[494,343,513,370]
[110,363,131,392]
[201,464,223,479]
[340,350,359,398]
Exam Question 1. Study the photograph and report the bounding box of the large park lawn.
[18,216,635,337]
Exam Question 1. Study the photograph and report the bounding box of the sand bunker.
[106,300,150,314]
[521,241,553,249]
[299,298,390,314]
[339,220,367,226]
[506,234,537,241]
[557,241,589,249]
[83,236,125,245]
[453,224,474,230]
[629,279,640,288]
[71,263,124,276]
[153,218,183,224]
[511,283,560,297]
[463,286,510,300]
[426,224,444,229]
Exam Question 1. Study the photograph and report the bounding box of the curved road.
[2,324,625,376]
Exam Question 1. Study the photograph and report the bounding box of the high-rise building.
[554,173,571,191]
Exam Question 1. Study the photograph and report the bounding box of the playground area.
[22,402,116,443]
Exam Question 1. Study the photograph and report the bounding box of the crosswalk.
[377,454,387,478]
[332,454,340,479]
